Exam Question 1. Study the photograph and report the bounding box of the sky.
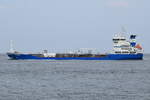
[0,0,149,53]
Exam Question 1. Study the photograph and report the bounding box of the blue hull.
[7,53,143,60]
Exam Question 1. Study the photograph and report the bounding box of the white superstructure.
[112,33,143,54]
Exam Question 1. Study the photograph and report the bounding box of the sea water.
[0,54,150,100]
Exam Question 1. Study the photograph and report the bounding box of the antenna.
[120,26,127,37]
[10,40,14,52]
[121,26,127,33]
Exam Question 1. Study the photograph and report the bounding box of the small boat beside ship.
[7,32,143,60]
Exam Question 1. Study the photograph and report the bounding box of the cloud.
[106,1,129,8]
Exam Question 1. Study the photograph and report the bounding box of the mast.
[120,26,126,37]
[10,40,14,52]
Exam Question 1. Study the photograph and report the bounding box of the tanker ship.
[7,32,143,60]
